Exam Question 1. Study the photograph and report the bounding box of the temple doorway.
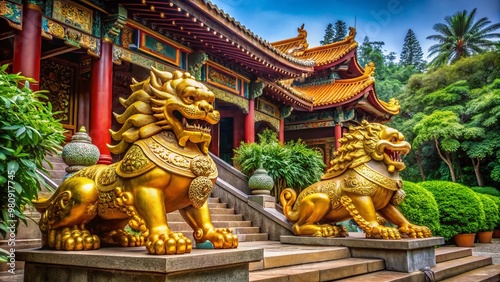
[220,117,234,165]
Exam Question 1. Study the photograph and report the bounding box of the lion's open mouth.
[385,148,403,162]
[174,111,211,133]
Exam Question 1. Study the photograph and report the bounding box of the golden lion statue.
[280,121,432,239]
[34,68,238,254]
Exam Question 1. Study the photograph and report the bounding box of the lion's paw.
[399,224,432,238]
[195,228,238,249]
[366,225,401,239]
[146,232,192,255]
[48,226,100,251]
[312,224,349,237]
[100,229,145,247]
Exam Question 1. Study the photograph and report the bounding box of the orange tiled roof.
[271,24,309,56]
[279,62,376,107]
[296,27,358,67]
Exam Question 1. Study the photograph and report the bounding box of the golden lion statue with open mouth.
[34,68,238,254]
[280,121,432,239]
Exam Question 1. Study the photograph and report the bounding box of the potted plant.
[0,65,65,262]
[475,193,499,243]
[419,181,485,247]
[470,187,500,238]
[398,181,441,236]
[233,129,324,201]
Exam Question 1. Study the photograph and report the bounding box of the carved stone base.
[17,247,263,281]
[280,232,445,272]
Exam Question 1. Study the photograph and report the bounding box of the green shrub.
[0,65,65,261]
[476,193,499,231]
[419,181,485,241]
[233,129,324,199]
[470,186,500,197]
[398,181,440,235]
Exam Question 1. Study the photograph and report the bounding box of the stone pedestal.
[248,194,276,209]
[281,233,444,272]
[17,246,263,281]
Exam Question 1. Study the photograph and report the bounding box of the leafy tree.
[320,23,334,45]
[0,65,65,261]
[427,8,500,67]
[413,110,464,182]
[399,29,425,71]
[332,20,348,42]
[462,79,500,185]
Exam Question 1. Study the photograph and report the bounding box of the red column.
[279,118,285,145]
[334,123,342,150]
[12,4,42,91]
[233,113,244,148]
[209,123,220,157]
[244,99,255,143]
[89,41,113,164]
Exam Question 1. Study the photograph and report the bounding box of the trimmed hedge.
[471,187,500,229]
[470,186,500,197]
[419,181,485,241]
[398,181,440,235]
[476,193,500,231]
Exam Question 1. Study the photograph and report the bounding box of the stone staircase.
[245,241,500,282]
[168,197,269,242]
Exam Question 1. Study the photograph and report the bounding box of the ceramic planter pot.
[248,166,274,195]
[477,231,493,243]
[453,233,476,247]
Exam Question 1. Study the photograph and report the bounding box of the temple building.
[0,0,400,167]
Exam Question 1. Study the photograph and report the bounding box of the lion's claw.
[100,229,145,247]
[48,226,100,251]
[146,233,192,255]
[399,224,432,238]
[196,228,238,249]
[366,225,401,239]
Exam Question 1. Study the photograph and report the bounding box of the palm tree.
[427,8,500,66]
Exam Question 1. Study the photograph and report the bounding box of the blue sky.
[209,0,500,61]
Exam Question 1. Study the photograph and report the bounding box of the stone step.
[207,202,227,208]
[249,257,385,282]
[168,221,253,230]
[167,213,244,222]
[176,231,268,243]
[431,255,493,281]
[440,264,500,282]
[248,243,351,270]
[335,270,420,281]
[436,246,473,263]
[204,208,236,214]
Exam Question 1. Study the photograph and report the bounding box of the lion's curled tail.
[280,188,300,223]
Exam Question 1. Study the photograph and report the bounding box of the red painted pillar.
[244,99,255,143]
[334,123,342,150]
[12,4,42,91]
[209,123,220,157]
[233,113,244,148]
[89,41,113,164]
[279,118,285,145]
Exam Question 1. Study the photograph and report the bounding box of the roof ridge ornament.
[364,62,376,77]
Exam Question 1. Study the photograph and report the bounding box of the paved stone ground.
[471,238,500,265]
[2,238,499,281]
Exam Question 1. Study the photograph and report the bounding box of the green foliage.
[332,20,347,42]
[399,29,425,71]
[0,65,65,241]
[426,8,500,67]
[419,181,484,241]
[470,186,500,197]
[476,193,499,231]
[320,23,334,45]
[233,129,325,200]
[398,181,440,234]
[413,110,463,150]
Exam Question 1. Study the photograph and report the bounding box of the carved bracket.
[188,51,208,81]
[249,80,265,99]
[103,4,127,43]
[207,85,249,114]
[42,16,101,57]
[112,45,177,72]
[255,111,280,131]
